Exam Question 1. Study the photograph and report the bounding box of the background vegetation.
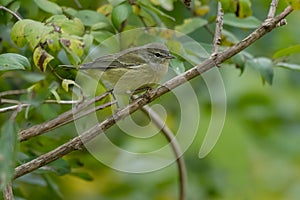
[1,0,300,199]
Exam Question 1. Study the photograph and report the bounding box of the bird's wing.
[80,51,146,70]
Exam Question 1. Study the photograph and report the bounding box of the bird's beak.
[166,54,175,59]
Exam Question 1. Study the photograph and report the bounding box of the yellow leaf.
[286,0,300,9]
[33,46,54,72]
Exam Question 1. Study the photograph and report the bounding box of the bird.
[75,42,174,95]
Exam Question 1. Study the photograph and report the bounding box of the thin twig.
[13,6,293,179]
[74,0,82,9]
[49,64,64,81]
[0,98,82,113]
[139,16,149,30]
[217,6,291,63]
[212,1,224,56]
[44,99,82,104]
[267,0,287,26]
[267,0,279,18]
[0,88,83,113]
[0,89,27,97]
[141,105,187,200]
[0,100,77,113]
[0,99,22,104]
[0,5,22,21]
[3,183,13,200]
[0,104,29,113]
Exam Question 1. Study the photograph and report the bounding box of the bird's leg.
[129,86,152,103]
[132,86,152,95]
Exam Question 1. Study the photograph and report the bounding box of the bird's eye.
[154,52,162,57]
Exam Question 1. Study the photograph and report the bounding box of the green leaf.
[26,82,52,106]
[46,15,85,36]
[60,38,82,65]
[97,4,113,16]
[108,0,126,6]
[60,36,84,57]
[33,0,62,14]
[183,42,209,58]
[170,59,185,75]
[44,32,61,52]
[0,53,30,71]
[223,13,261,28]
[62,18,85,35]
[75,10,110,27]
[49,81,60,102]
[10,20,29,47]
[17,174,47,186]
[139,1,175,21]
[180,41,209,65]
[232,52,253,74]
[221,0,252,18]
[166,40,184,55]
[154,0,174,11]
[222,29,240,44]
[67,158,84,168]
[111,2,132,30]
[20,72,46,83]
[91,22,112,31]
[83,34,94,52]
[220,0,238,13]
[70,172,94,181]
[91,31,114,44]
[246,57,274,85]
[0,120,18,190]
[166,40,208,66]
[175,18,208,34]
[273,45,300,59]
[0,0,14,6]
[46,159,71,176]
[276,62,300,71]
[43,175,64,199]
[11,19,53,49]
[62,7,78,16]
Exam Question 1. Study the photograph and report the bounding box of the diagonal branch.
[14,6,293,179]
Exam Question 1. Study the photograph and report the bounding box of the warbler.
[73,43,174,94]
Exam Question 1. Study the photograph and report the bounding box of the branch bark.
[0,5,22,21]
[2,183,13,200]
[212,1,224,56]
[267,0,279,18]
[14,5,293,179]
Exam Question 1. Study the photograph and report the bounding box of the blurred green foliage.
[1,0,300,199]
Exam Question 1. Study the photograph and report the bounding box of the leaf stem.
[0,5,22,21]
